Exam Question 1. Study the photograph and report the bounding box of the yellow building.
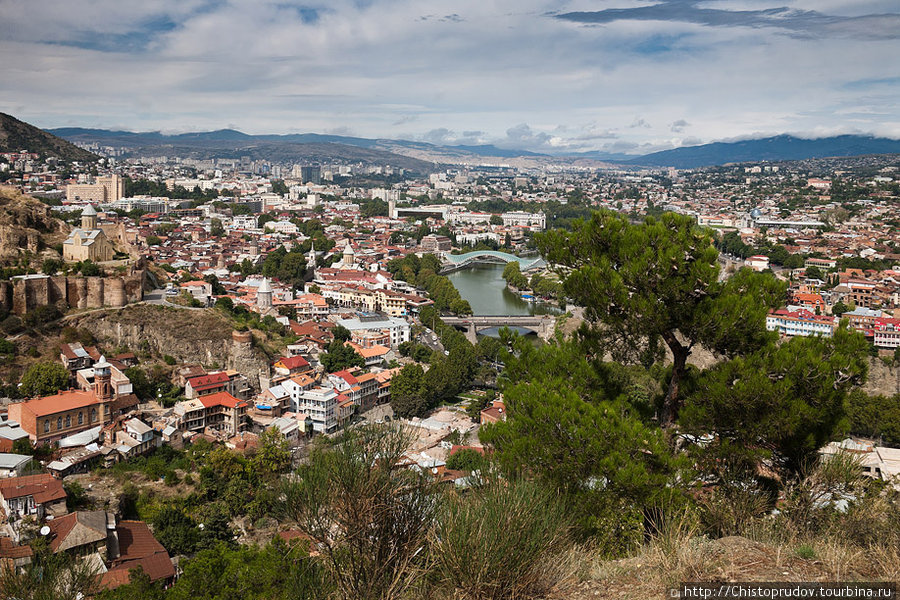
[63,205,115,263]
[65,175,124,204]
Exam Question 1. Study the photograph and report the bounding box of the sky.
[1,0,899,155]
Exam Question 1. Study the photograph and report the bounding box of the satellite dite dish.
[40,526,50,536]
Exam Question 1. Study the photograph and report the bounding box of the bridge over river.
[441,314,556,343]
[440,250,545,274]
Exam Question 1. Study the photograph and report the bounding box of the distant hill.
[49,127,440,173]
[0,113,97,162]
[629,135,900,168]
[44,125,900,169]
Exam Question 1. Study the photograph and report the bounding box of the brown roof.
[0,536,33,559]
[47,511,108,553]
[114,520,167,561]
[102,552,175,589]
[0,474,66,504]
[186,372,230,392]
[102,520,174,590]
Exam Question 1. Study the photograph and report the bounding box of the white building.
[874,319,900,349]
[766,309,836,338]
[337,313,411,347]
[265,220,299,234]
[232,215,258,230]
[296,387,339,433]
[501,211,546,230]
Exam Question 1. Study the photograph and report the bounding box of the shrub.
[163,355,176,366]
[698,484,771,538]
[282,425,437,600]
[445,448,486,473]
[431,479,570,600]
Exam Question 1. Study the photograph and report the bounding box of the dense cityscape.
[0,132,899,597]
[2,0,900,597]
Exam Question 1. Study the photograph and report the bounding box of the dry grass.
[547,481,900,600]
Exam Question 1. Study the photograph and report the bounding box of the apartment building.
[295,387,339,433]
[337,313,410,347]
[174,392,248,436]
[873,318,900,349]
[766,308,836,338]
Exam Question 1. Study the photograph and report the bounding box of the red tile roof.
[186,372,230,392]
[332,370,358,385]
[199,391,245,409]
[0,536,33,559]
[276,355,310,370]
[101,520,174,589]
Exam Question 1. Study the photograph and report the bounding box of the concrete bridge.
[440,250,545,273]
[442,314,556,343]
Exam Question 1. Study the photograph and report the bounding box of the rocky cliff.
[0,185,68,266]
[863,358,900,397]
[69,304,271,390]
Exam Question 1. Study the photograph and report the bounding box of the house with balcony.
[174,392,248,437]
[296,387,339,433]
[0,474,67,520]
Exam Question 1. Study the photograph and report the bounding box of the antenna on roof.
[40,526,50,536]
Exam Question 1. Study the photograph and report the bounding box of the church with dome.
[62,205,116,263]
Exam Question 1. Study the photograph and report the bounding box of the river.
[445,263,558,316]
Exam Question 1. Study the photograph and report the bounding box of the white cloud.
[0,0,898,153]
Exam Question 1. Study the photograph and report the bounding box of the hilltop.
[0,112,97,162]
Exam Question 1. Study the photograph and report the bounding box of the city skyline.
[2,0,900,155]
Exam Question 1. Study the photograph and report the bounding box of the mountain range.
[49,126,900,169]
[4,112,900,170]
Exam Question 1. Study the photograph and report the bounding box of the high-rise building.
[300,166,321,185]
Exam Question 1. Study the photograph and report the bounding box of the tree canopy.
[681,322,869,476]
[20,361,70,397]
[538,211,784,424]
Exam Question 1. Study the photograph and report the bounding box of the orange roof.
[357,345,389,359]
[289,374,316,387]
[17,389,100,418]
[199,391,245,409]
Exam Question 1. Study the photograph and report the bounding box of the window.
[65,415,71,428]
[44,420,50,433]
[57,417,62,430]
[78,412,83,425]
[91,408,97,423]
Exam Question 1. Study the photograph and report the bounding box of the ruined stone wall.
[86,277,104,309]
[0,271,146,314]
[104,278,126,307]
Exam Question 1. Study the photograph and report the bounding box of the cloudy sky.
[1,0,899,154]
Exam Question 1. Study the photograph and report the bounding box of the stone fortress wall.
[0,270,145,315]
